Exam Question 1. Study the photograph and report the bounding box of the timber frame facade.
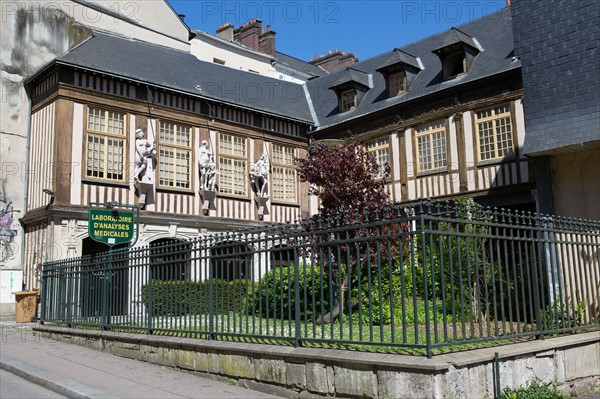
[21,6,535,289]
[312,70,531,207]
[22,57,311,289]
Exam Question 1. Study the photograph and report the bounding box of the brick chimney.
[258,24,276,56]
[216,22,234,41]
[309,50,359,72]
[233,19,263,51]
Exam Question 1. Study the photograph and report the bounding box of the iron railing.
[41,200,600,357]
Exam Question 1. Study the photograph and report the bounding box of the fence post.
[101,250,113,330]
[209,256,214,340]
[419,201,433,358]
[147,249,153,334]
[531,214,544,339]
[293,243,301,347]
[40,265,47,323]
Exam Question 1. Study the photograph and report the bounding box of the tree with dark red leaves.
[294,139,408,324]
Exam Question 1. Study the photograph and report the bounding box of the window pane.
[416,120,447,172]
[476,104,514,161]
[365,138,390,178]
[86,108,126,181]
[272,145,297,201]
[218,133,247,196]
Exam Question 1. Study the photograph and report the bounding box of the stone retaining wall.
[34,326,599,399]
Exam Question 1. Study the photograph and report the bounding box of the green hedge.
[250,263,333,320]
[141,279,253,316]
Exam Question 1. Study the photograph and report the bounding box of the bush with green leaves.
[502,380,569,399]
[411,198,528,323]
[141,279,252,316]
[541,300,586,331]
[250,263,333,320]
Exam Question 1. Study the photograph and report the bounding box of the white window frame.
[415,120,448,173]
[157,121,192,190]
[364,137,391,179]
[272,144,298,203]
[475,103,515,162]
[85,106,127,182]
[218,133,248,197]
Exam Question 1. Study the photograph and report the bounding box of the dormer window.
[442,47,466,79]
[340,89,357,112]
[387,70,406,97]
[328,68,371,114]
[376,49,422,99]
[432,28,482,81]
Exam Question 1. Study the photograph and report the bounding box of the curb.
[0,354,118,399]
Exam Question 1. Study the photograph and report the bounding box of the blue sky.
[169,0,508,62]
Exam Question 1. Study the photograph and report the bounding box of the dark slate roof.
[376,49,422,72]
[274,51,327,78]
[328,68,371,90]
[433,28,481,53]
[305,7,518,129]
[56,31,314,123]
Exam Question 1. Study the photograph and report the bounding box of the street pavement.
[0,318,282,399]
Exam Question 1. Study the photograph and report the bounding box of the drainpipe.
[20,85,32,290]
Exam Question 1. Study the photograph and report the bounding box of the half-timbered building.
[22,31,313,288]
[305,8,532,210]
[21,6,533,290]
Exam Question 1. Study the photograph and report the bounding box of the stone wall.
[34,326,599,399]
[0,2,92,311]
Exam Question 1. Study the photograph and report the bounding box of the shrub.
[141,279,252,316]
[348,260,413,325]
[502,380,569,399]
[541,300,586,331]
[250,263,333,320]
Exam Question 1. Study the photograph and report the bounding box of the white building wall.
[0,0,189,313]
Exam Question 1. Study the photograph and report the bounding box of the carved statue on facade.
[250,153,270,197]
[133,128,156,184]
[199,140,216,191]
[202,157,218,191]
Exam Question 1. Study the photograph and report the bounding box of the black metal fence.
[41,200,600,357]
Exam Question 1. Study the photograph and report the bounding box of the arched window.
[80,237,129,318]
[210,241,253,281]
[149,238,191,281]
[270,244,296,267]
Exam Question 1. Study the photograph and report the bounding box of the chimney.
[216,22,234,41]
[233,19,263,51]
[309,49,359,72]
[506,0,510,5]
[258,24,276,56]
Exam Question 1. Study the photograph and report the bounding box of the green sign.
[88,208,135,246]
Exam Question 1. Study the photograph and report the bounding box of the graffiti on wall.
[0,180,17,264]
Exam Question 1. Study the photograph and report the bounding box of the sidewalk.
[0,319,282,399]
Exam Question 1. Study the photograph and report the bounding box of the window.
[364,138,390,178]
[442,50,466,79]
[387,70,406,97]
[416,120,447,172]
[340,89,356,112]
[213,58,225,65]
[272,144,297,202]
[150,239,191,281]
[210,241,253,281]
[218,133,247,196]
[158,121,192,189]
[85,107,126,181]
[475,104,514,162]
